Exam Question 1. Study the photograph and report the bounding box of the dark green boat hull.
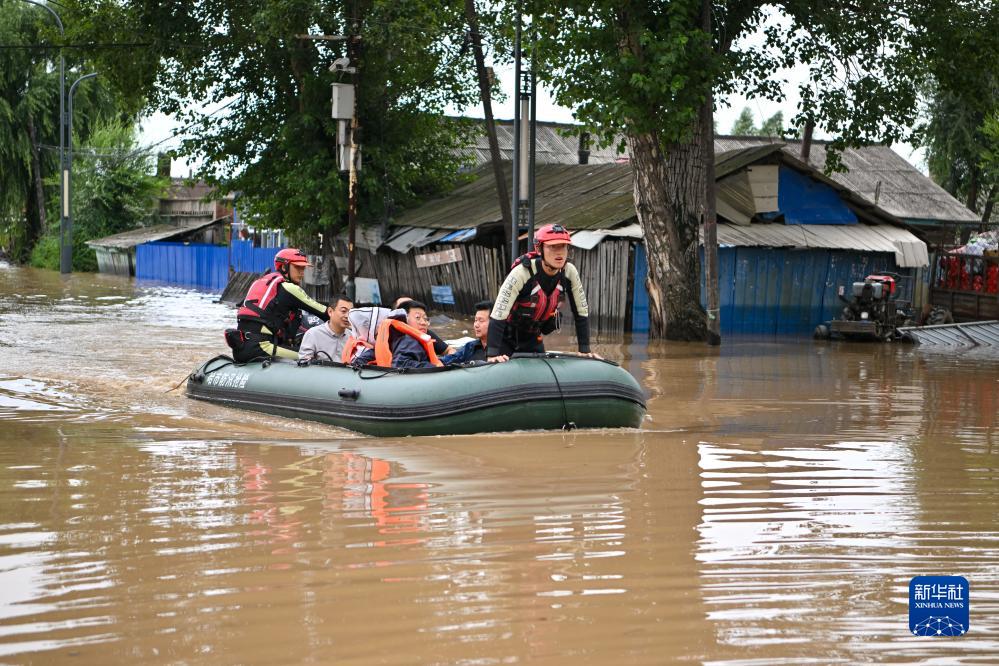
[185,355,646,437]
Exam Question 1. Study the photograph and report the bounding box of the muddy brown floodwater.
[0,262,997,665]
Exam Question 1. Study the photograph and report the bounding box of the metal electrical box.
[331,83,355,120]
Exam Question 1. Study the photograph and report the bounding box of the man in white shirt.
[299,294,353,362]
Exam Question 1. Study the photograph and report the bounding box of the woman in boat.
[487,224,600,362]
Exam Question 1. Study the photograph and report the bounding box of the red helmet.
[274,248,311,272]
[534,223,571,251]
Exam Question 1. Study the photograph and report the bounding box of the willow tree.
[533,1,965,340]
[0,1,115,262]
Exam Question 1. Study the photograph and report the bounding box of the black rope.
[540,356,575,431]
[353,365,396,380]
[201,355,235,376]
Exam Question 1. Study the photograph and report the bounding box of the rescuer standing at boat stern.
[225,248,329,363]
[487,224,601,362]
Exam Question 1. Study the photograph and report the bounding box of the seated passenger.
[298,294,354,362]
[354,301,443,369]
[440,300,495,365]
[341,306,391,364]
[393,295,455,355]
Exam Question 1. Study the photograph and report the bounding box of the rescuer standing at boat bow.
[225,248,329,363]
[487,224,601,362]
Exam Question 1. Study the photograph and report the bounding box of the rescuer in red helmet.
[224,248,330,363]
[486,224,601,362]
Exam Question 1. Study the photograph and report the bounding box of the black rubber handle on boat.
[338,389,360,400]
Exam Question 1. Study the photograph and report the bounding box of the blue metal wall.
[135,240,281,292]
[631,244,901,335]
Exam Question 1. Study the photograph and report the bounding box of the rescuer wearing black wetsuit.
[225,248,329,363]
[487,224,601,362]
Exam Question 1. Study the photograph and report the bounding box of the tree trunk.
[981,183,997,230]
[464,0,512,236]
[627,129,707,341]
[701,0,720,346]
[966,166,979,213]
[26,113,46,253]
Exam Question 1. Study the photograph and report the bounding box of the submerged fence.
[135,240,278,291]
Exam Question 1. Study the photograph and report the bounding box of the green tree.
[31,119,166,271]
[533,1,978,339]
[729,107,783,137]
[0,2,58,262]
[66,0,481,261]
[730,107,755,135]
[917,2,999,229]
[0,0,115,263]
[759,111,783,138]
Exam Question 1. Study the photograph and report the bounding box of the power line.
[0,41,208,50]
[37,97,241,162]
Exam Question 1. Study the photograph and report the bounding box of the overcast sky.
[141,20,927,180]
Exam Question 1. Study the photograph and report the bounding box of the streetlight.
[66,72,96,271]
[20,0,68,273]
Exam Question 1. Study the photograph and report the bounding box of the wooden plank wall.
[571,240,631,334]
[328,238,632,332]
[333,240,505,315]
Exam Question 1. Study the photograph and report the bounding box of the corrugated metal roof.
[899,321,999,347]
[570,224,643,250]
[86,217,225,250]
[715,137,978,224]
[707,222,928,267]
[383,226,437,253]
[462,121,975,224]
[393,162,634,231]
[461,120,627,166]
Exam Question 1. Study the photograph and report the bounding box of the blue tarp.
[438,228,477,243]
[778,166,857,225]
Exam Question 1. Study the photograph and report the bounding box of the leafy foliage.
[529,0,995,338]
[31,119,166,272]
[0,2,58,261]
[916,1,999,225]
[66,0,482,246]
[0,0,117,262]
[729,107,784,137]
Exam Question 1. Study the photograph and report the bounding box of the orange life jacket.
[341,337,373,364]
[374,319,443,368]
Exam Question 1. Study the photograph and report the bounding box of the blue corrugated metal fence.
[632,244,904,335]
[135,240,281,292]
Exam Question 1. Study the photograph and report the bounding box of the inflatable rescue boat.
[185,353,646,437]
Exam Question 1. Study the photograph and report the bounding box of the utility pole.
[464,0,512,239]
[527,26,537,243]
[510,1,532,263]
[304,22,359,301]
[344,2,361,302]
[67,72,97,271]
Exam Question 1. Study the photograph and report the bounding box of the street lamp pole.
[21,1,68,272]
[67,72,96,271]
